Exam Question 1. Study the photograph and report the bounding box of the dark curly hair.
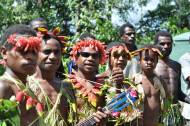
[119,22,135,37]
[154,31,173,45]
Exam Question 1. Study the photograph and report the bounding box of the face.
[110,46,128,70]
[121,27,135,45]
[140,49,158,73]
[4,48,38,76]
[38,38,61,73]
[76,47,100,73]
[157,36,172,57]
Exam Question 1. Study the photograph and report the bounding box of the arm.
[0,81,13,99]
[177,65,190,103]
[178,54,190,103]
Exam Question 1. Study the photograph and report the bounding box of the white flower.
[10,95,16,101]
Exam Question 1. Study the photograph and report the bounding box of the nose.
[118,56,124,61]
[25,51,38,62]
[163,43,171,48]
[130,33,135,38]
[49,52,57,60]
[147,60,152,65]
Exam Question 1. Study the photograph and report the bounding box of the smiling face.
[76,47,100,74]
[140,49,158,73]
[109,46,129,70]
[38,38,61,73]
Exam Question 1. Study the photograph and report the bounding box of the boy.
[0,24,41,126]
[97,42,130,88]
[133,45,166,126]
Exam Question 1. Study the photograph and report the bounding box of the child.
[133,45,166,126]
[97,42,130,88]
[0,24,41,126]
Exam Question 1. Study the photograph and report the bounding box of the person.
[0,24,41,126]
[133,45,166,126]
[120,22,137,52]
[66,33,97,74]
[36,30,108,125]
[119,22,140,79]
[69,39,108,125]
[29,17,48,31]
[179,53,190,126]
[97,42,130,88]
[154,30,190,125]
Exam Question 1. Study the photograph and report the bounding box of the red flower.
[26,97,34,110]
[7,34,41,52]
[70,40,107,64]
[36,103,44,117]
[16,91,25,103]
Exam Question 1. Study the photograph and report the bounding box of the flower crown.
[70,40,107,65]
[107,45,131,60]
[6,34,41,52]
[37,27,69,45]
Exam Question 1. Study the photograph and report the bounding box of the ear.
[0,47,8,60]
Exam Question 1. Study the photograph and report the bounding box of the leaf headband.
[130,47,163,58]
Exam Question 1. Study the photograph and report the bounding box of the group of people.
[0,17,190,126]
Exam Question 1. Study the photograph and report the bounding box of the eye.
[43,49,52,55]
[54,50,61,55]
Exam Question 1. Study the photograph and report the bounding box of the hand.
[111,67,124,86]
[92,107,110,124]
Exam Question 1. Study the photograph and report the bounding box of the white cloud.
[112,0,160,26]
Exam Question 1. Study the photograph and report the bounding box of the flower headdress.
[0,34,41,66]
[70,40,107,65]
[6,34,41,52]
[37,27,69,45]
[107,45,131,60]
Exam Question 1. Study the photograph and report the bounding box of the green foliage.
[0,0,121,43]
[0,0,189,45]
[0,99,20,126]
[136,0,190,44]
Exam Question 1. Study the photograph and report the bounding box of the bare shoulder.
[169,58,181,70]
[0,77,14,99]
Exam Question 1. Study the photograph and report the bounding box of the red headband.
[7,34,41,52]
[107,45,131,60]
[70,40,107,65]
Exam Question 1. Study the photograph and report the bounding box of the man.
[154,30,190,125]
[0,24,41,126]
[179,52,190,126]
[120,22,137,52]
[119,22,140,79]
[69,39,108,125]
